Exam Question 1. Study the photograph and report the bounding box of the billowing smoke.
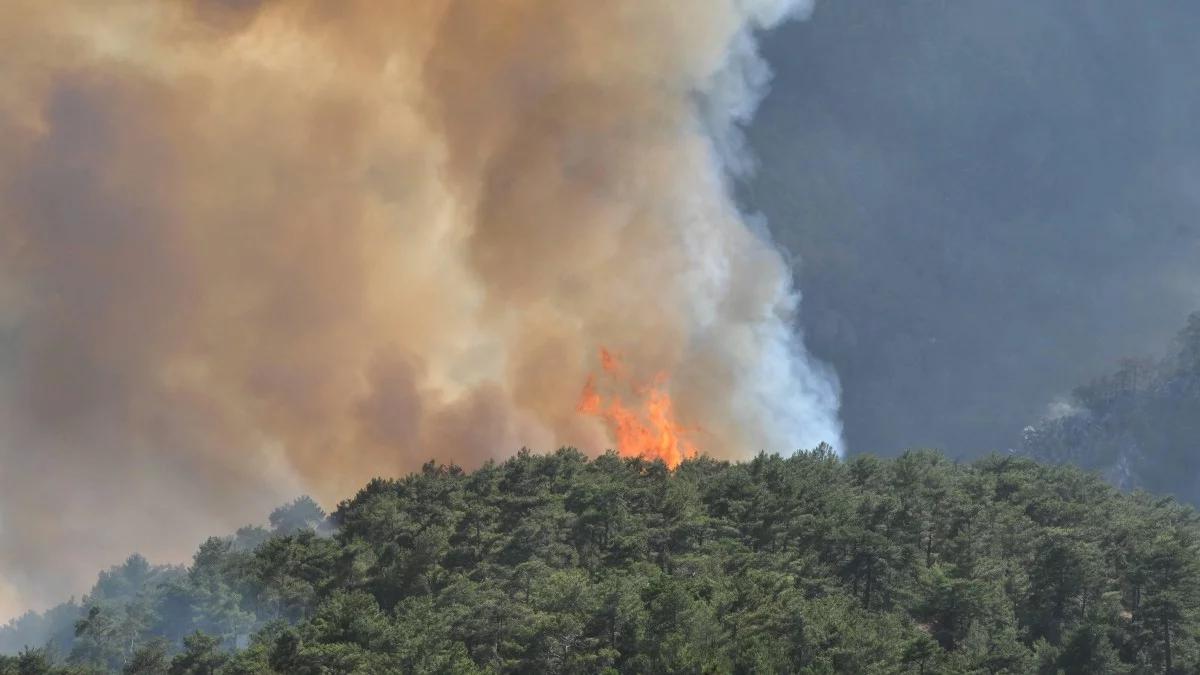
[0,0,840,619]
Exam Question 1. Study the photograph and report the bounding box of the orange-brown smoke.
[0,0,840,619]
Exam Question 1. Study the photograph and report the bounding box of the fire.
[576,348,698,468]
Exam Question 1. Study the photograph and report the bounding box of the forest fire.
[577,348,699,468]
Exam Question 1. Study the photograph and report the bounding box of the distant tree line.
[4,447,1200,673]
[1024,312,1200,505]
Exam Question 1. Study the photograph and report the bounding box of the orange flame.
[577,348,698,468]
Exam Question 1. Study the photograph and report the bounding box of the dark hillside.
[1024,313,1200,506]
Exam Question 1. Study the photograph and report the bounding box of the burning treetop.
[577,348,698,468]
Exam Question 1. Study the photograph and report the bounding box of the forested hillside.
[1024,313,1200,505]
[4,448,1200,674]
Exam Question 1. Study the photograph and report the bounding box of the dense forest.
[4,447,1200,674]
[1023,313,1200,505]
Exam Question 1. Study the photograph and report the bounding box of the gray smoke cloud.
[0,1,839,619]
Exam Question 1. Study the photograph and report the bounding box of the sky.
[747,1,1200,456]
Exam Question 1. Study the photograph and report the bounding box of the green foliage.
[122,639,169,675]
[268,497,328,536]
[6,449,1200,673]
[169,632,227,674]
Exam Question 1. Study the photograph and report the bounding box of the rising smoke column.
[0,0,840,619]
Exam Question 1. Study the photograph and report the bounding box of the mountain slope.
[1023,312,1200,504]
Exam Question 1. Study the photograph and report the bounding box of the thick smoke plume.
[0,0,840,619]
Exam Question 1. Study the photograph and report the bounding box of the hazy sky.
[748,1,1200,456]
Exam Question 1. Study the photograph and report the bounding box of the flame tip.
[577,346,696,468]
